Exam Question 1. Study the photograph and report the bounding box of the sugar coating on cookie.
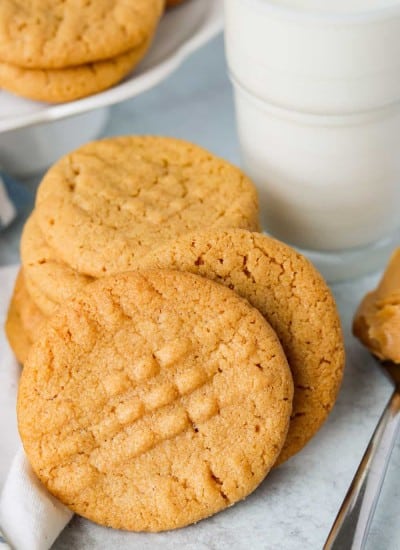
[0,41,151,103]
[35,137,260,277]
[0,0,164,69]
[5,271,46,364]
[21,214,93,317]
[137,230,345,464]
[18,270,293,531]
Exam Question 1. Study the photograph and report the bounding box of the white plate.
[0,0,223,134]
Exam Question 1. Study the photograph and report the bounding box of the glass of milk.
[224,0,400,281]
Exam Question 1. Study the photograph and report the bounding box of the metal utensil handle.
[324,389,400,550]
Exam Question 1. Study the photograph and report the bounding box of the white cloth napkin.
[0,266,73,550]
[0,450,73,550]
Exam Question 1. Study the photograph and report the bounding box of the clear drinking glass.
[224,0,400,281]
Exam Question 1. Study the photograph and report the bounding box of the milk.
[234,82,400,251]
[225,0,400,114]
[225,0,400,278]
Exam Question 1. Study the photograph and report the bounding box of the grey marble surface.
[1,34,400,550]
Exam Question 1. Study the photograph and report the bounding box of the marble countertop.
[1,35,399,550]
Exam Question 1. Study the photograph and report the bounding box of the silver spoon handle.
[324,389,400,550]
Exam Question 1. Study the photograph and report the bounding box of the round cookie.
[0,41,151,103]
[5,271,46,364]
[137,229,345,464]
[18,270,293,531]
[21,214,94,317]
[0,0,164,69]
[353,248,400,363]
[35,137,260,277]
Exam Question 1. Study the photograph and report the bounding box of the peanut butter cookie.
[5,271,46,364]
[18,270,293,531]
[137,229,345,464]
[21,214,93,317]
[353,248,400,363]
[0,0,163,69]
[35,137,260,277]
[0,41,151,103]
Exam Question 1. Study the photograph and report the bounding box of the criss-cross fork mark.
[49,358,224,471]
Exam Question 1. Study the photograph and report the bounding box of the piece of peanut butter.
[353,249,400,363]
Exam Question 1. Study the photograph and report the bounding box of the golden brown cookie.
[5,271,46,365]
[353,248,400,363]
[0,0,163,69]
[137,229,345,464]
[0,40,151,103]
[18,270,293,531]
[35,137,260,277]
[21,214,94,317]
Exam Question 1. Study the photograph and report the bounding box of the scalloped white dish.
[0,0,223,134]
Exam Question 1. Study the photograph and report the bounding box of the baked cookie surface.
[21,214,93,317]
[35,137,260,277]
[5,271,46,364]
[0,0,163,69]
[18,270,293,531]
[0,41,150,103]
[137,229,345,464]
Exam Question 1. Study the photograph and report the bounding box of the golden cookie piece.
[0,40,151,103]
[353,248,400,363]
[18,270,293,531]
[5,271,46,365]
[0,0,163,69]
[35,136,260,277]
[137,229,345,464]
[21,214,94,317]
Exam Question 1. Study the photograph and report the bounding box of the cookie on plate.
[5,271,46,364]
[0,0,164,69]
[21,214,94,317]
[35,137,260,277]
[137,229,345,464]
[18,270,293,531]
[0,41,151,103]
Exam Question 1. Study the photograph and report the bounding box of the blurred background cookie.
[0,0,164,68]
[0,41,151,103]
[0,0,164,102]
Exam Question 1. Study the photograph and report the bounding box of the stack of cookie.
[7,135,345,532]
[8,136,260,363]
[0,0,164,102]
